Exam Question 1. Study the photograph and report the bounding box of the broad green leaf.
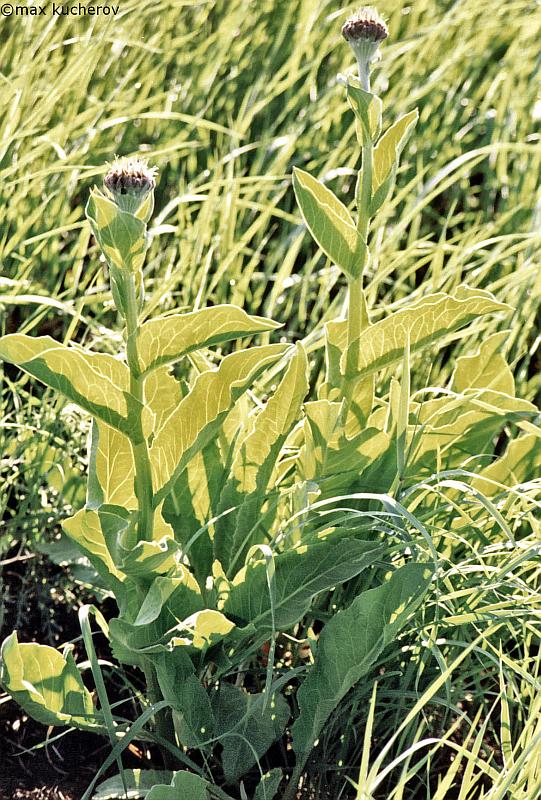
[328,287,509,378]
[292,562,433,761]
[212,684,289,784]
[222,538,387,630]
[86,188,147,273]
[254,769,283,800]
[0,334,139,437]
[150,344,289,503]
[93,771,174,799]
[137,305,281,374]
[172,675,215,749]
[153,649,214,749]
[293,167,365,279]
[371,109,418,213]
[1,632,100,730]
[215,343,310,573]
[146,771,210,800]
[452,331,514,395]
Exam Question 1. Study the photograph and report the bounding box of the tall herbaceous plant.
[1,9,534,800]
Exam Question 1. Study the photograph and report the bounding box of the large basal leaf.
[146,771,211,800]
[326,286,509,378]
[293,167,365,280]
[222,538,387,631]
[215,343,309,574]
[212,684,289,784]
[150,344,289,503]
[0,334,140,437]
[93,770,174,799]
[371,109,418,213]
[1,632,101,731]
[136,305,282,374]
[291,562,433,762]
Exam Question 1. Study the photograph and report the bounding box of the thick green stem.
[340,133,373,410]
[123,273,154,542]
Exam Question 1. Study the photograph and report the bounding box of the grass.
[1,0,540,797]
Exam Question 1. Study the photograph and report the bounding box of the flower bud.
[342,7,388,91]
[103,156,158,219]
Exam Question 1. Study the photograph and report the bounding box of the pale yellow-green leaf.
[293,167,364,279]
[137,305,281,374]
[146,771,210,800]
[0,632,100,730]
[93,422,136,509]
[0,334,137,436]
[328,287,509,377]
[473,432,541,496]
[231,343,309,494]
[452,331,514,395]
[150,344,289,502]
[143,365,183,436]
[371,109,418,211]
[170,609,235,650]
[62,508,125,587]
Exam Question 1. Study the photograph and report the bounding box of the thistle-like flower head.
[342,7,388,91]
[104,156,157,199]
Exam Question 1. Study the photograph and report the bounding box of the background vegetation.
[1,0,540,797]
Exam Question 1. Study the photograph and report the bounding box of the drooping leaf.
[146,771,211,800]
[137,305,282,374]
[326,287,509,379]
[292,562,433,762]
[215,343,310,573]
[222,538,387,631]
[150,344,289,503]
[93,770,174,799]
[212,684,289,784]
[371,109,418,213]
[0,334,139,437]
[293,167,365,279]
[62,508,125,594]
[0,632,101,731]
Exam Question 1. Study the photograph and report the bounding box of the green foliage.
[1,2,540,799]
